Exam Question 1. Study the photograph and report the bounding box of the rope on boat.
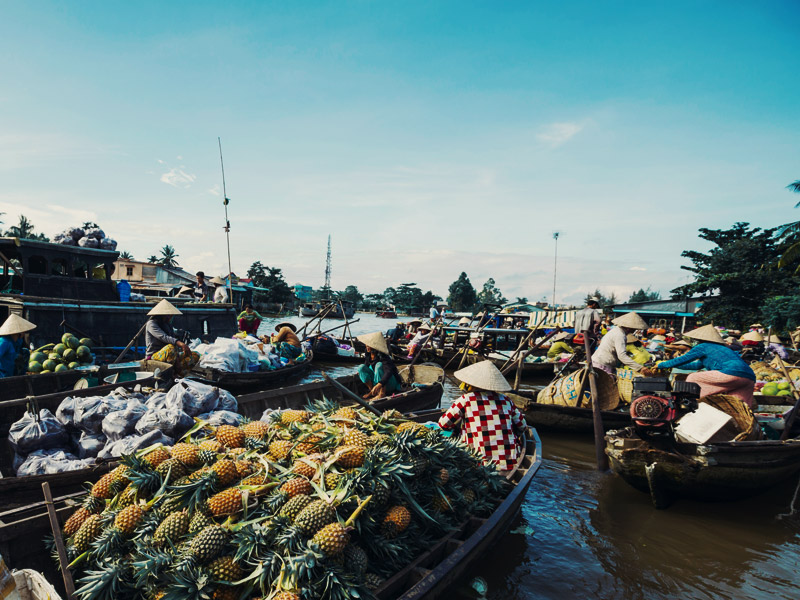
[776,473,800,520]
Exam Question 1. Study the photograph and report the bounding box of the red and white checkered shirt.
[438,391,524,471]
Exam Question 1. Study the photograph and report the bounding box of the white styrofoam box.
[674,403,736,445]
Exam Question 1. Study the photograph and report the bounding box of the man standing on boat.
[574,297,602,343]
[429,304,441,323]
[0,315,36,378]
[193,271,209,302]
[591,312,656,377]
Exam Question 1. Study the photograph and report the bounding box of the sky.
[1,1,799,305]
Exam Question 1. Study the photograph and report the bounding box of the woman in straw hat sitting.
[656,324,756,407]
[592,312,656,377]
[145,299,198,375]
[766,334,789,360]
[0,314,36,378]
[271,322,303,362]
[357,332,401,399]
[547,332,576,360]
[437,360,525,473]
[406,322,433,359]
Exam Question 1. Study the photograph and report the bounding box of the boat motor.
[629,377,700,430]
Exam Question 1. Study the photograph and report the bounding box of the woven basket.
[537,368,619,410]
[616,368,642,404]
[700,394,763,441]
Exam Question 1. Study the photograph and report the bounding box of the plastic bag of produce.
[135,408,193,438]
[16,449,93,476]
[8,408,69,454]
[197,337,243,373]
[56,396,79,428]
[67,227,85,241]
[84,227,105,240]
[99,237,117,250]
[165,378,221,416]
[102,404,147,442]
[145,391,169,411]
[217,388,237,412]
[78,237,99,248]
[98,430,173,460]
[73,395,128,434]
[197,410,241,427]
[75,431,107,459]
[53,233,77,246]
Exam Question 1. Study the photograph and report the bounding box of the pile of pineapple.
[56,401,506,600]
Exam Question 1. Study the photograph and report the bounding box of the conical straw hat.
[417,322,433,331]
[768,335,783,344]
[177,285,192,295]
[685,324,724,344]
[553,332,571,342]
[651,335,666,341]
[625,334,639,344]
[148,299,182,316]
[357,332,389,355]
[750,323,763,328]
[611,312,647,330]
[454,360,511,392]
[458,317,471,326]
[0,314,36,336]
[741,331,763,343]
[210,276,225,285]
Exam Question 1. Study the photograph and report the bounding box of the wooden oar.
[42,482,76,599]
[582,336,608,471]
[114,322,148,363]
[297,303,335,336]
[303,319,361,341]
[322,372,383,416]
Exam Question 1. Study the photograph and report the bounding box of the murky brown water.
[264,314,800,600]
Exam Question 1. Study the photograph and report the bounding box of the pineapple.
[206,555,243,582]
[143,446,171,468]
[234,460,255,478]
[292,459,317,479]
[431,494,451,512]
[436,468,450,486]
[210,587,241,600]
[381,506,411,538]
[397,421,426,436]
[115,503,145,535]
[273,593,301,600]
[279,494,313,520]
[90,470,119,499]
[342,428,370,448]
[324,472,342,490]
[172,443,202,468]
[463,488,476,504]
[189,524,227,564]
[115,484,138,509]
[311,522,350,556]
[269,440,293,460]
[279,478,312,498]
[189,511,214,535]
[240,472,269,486]
[153,510,190,547]
[411,455,428,476]
[332,407,358,422]
[242,420,270,439]
[155,458,189,482]
[364,573,384,590]
[215,425,246,449]
[335,445,365,469]
[343,544,368,576]
[207,488,243,517]
[198,449,218,465]
[63,507,91,537]
[199,440,224,453]
[281,409,309,425]
[294,499,336,535]
[72,514,102,552]
[211,460,239,487]
[369,433,390,446]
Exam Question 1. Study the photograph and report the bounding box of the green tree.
[762,295,800,334]
[627,287,661,303]
[584,289,617,309]
[671,222,794,329]
[119,251,134,260]
[341,285,363,306]
[516,297,528,304]
[777,180,800,272]
[158,245,179,267]
[247,261,293,303]
[5,215,49,241]
[476,278,507,306]
[363,293,386,310]
[247,261,267,286]
[448,272,478,312]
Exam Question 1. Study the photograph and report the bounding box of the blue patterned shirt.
[658,342,755,380]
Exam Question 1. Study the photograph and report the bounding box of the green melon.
[76,346,92,361]
[54,343,67,356]
[54,364,68,373]
[79,338,93,348]
[777,382,791,391]
[30,351,47,364]
[66,336,79,350]
[28,361,43,373]
[63,348,77,362]
[68,362,80,369]
[42,360,57,371]
[48,353,61,363]
[777,389,793,397]
[61,333,72,345]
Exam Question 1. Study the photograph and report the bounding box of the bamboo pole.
[582,336,608,471]
[42,482,76,599]
[114,322,148,363]
[322,372,383,416]
[500,328,560,375]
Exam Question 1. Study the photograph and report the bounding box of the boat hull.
[189,352,314,393]
[605,427,800,506]
[510,392,631,433]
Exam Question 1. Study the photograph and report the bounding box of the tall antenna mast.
[324,234,332,299]
[218,137,234,300]
[552,231,560,310]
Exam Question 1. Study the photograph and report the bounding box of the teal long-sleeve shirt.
[0,336,21,378]
[658,342,755,381]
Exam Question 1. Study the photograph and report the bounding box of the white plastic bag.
[98,430,173,460]
[75,432,107,459]
[8,409,69,454]
[197,338,244,373]
[16,449,93,476]
[197,410,241,427]
[135,408,193,437]
[102,405,147,441]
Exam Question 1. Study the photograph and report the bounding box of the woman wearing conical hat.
[591,312,656,377]
[0,314,36,378]
[145,300,198,375]
[656,324,756,407]
[357,332,401,399]
[437,360,525,473]
[765,334,789,360]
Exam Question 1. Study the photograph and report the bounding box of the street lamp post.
[552,231,560,310]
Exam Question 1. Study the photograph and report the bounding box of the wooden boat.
[0,359,173,402]
[0,409,541,600]
[397,346,557,379]
[189,350,314,393]
[509,390,632,433]
[376,310,398,319]
[605,427,800,508]
[0,363,444,505]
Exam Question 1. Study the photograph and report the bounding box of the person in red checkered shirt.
[437,360,524,472]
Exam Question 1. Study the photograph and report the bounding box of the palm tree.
[147,255,158,264]
[778,181,800,271]
[159,245,179,267]
[119,251,134,260]
[5,215,47,240]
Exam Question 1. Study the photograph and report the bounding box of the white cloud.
[160,167,197,188]
[629,266,647,271]
[208,184,221,196]
[536,122,583,147]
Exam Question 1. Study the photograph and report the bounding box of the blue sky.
[1,1,798,304]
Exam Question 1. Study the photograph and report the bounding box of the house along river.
[260,313,800,600]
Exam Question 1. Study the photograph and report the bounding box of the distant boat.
[376,309,397,319]
[298,300,355,319]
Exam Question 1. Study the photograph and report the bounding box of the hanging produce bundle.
[55,401,507,600]
[28,334,94,374]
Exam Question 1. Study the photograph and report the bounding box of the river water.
[259,313,800,600]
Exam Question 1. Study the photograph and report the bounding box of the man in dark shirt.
[193,272,209,302]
